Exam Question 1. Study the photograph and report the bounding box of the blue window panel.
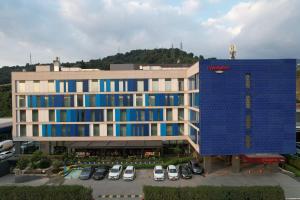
[96,94,101,106]
[115,109,120,121]
[70,95,74,107]
[106,95,111,107]
[144,80,148,91]
[85,95,90,107]
[106,80,111,92]
[63,81,67,92]
[95,110,100,121]
[84,124,89,136]
[115,80,119,92]
[145,94,149,106]
[123,94,128,106]
[126,124,132,136]
[56,110,60,122]
[68,80,76,92]
[145,109,149,121]
[27,96,31,107]
[83,80,89,92]
[144,124,149,136]
[100,80,105,92]
[66,110,72,122]
[100,94,106,106]
[47,124,52,137]
[40,96,45,107]
[55,80,60,92]
[154,94,160,106]
[56,124,61,137]
[153,109,158,121]
[126,110,131,122]
[85,109,91,121]
[32,96,37,107]
[116,124,120,137]
[42,125,46,137]
[174,94,179,106]
[160,123,166,136]
[128,79,137,91]
[172,124,178,136]
[114,94,119,106]
[70,124,76,136]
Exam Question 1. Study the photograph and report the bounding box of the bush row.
[0,185,93,200]
[287,156,300,169]
[143,185,285,200]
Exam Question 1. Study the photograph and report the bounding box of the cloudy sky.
[0,0,299,66]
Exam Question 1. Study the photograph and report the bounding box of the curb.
[98,194,143,199]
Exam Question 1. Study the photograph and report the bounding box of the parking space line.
[98,194,143,199]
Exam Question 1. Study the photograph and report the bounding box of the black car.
[188,160,204,175]
[179,164,192,179]
[79,166,95,180]
[93,166,109,180]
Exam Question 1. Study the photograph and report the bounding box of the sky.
[0,0,299,66]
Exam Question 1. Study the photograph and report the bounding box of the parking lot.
[1,168,300,199]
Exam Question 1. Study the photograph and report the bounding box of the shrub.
[143,185,285,200]
[0,185,93,200]
[16,157,29,170]
[39,157,51,169]
[31,151,44,163]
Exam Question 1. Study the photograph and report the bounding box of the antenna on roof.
[180,41,183,50]
[171,43,174,49]
[29,52,32,65]
[229,44,237,59]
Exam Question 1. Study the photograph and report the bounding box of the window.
[107,109,113,121]
[91,110,96,122]
[136,94,143,106]
[18,81,25,92]
[107,124,113,136]
[48,80,55,92]
[245,74,251,89]
[44,96,49,106]
[246,95,251,109]
[120,125,126,136]
[140,110,145,121]
[61,125,67,136]
[76,81,83,92]
[60,110,67,122]
[169,96,174,106]
[19,96,26,108]
[20,110,26,122]
[178,78,184,91]
[178,123,184,135]
[90,94,96,107]
[120,110,126,121]
[178,94,184,106]
[245,135,251,148]
[33,80,40,92]
[64,95,71,107]
[49,110,55,122]
[77,94,83,107]
[151,124,157,136]
[137,80,144,92]
[93,124,99,136]
[91,80,98,92]
[246,115,251,129]
[119,80,124,92]
[51,125,56,137]
[149,110,154,121]
[165,79,171,91]
[20,125,26,137]
[33,125,39,137]
[166,124,172,136]
[111,95,115,106]
[178,108,184,120]
[119,95,124,106]
[32,110,38,122]
[166,109,172,121]
[149,95,155,106]
[152,79,158,91]
[110,81,115,92]
[36,96,41,107]
[78,125,85,136]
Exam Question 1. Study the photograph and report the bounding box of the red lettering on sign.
[208,66,230,71]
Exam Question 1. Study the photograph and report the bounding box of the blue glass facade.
[199,59,296,155]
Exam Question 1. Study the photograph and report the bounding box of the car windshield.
[125,170,133,174]
[155,169,163,174]
[111,168,119,173]
[182,167,191,173]
[96,168,105,173]
[193,163,200,168]
[82,169,90,173]
[169,169,177,173]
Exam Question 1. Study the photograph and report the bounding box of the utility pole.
[229,44,237,59]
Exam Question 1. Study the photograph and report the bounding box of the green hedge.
[287,156,300,169]
[0,185,93,200]
[143,186,285,200]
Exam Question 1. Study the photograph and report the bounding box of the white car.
[0,151,13,160]
[123,166,135,181]
[108,165,123,180]
[153,165,165,181]
[167,165,179,180]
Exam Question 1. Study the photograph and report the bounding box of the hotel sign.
[208,66,230,74]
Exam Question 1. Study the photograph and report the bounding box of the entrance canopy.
[241,154,285,164]
[66,140,163,149]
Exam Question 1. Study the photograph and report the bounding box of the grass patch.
[284,163,300,177]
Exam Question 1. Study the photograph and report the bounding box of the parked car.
[79,167,94,180]
[123,165,135,181]
[188,160,204,175]
[153,165,165,181]
[0,151,13,160]
[93,166,109,180]
[167,165,179,180]
[179,164,192,179]
[108,165,123,180]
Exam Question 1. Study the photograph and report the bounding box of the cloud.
[0,0,299,66]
